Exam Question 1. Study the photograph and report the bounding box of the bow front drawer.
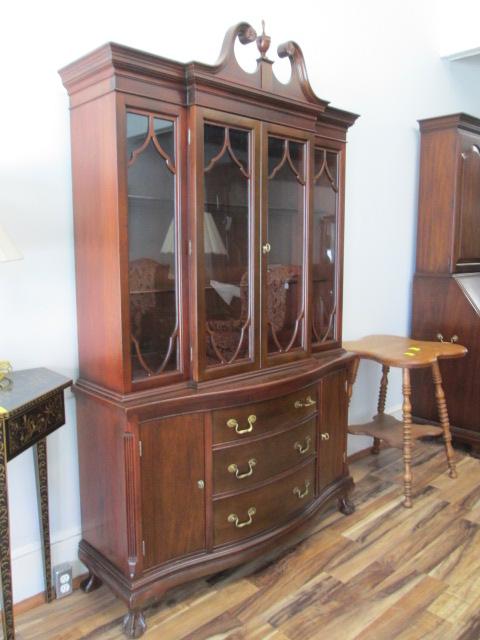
[213,417,316,495]
[212,385,317,444]
[213,460,316,547]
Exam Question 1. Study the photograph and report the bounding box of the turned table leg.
[402,368,413,508]
[431,361,457,479]
[373,364,390,454]
[123,610,146,638]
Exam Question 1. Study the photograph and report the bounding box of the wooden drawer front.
[213,418,317,495]
[213,460,316,547]
[212,385,317,444]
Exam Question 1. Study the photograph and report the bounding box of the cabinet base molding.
[79,475,352,623]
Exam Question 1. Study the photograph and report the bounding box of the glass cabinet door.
[126,111,180,382]
[312,148,339,347]
[201,120,255,372]
[265,134,308,359]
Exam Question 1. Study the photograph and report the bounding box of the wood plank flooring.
[14,442,480,640]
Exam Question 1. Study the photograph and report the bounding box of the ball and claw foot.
[123,610,146,639]
[338,496,355,515]
[80,572,102,593]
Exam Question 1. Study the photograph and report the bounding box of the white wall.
[1,0,479,604]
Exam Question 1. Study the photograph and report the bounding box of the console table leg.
[35,438,53,602]
[123,609,146,638]
[402,368,413,508]
[0,421,14,639]
[431,361,458,479]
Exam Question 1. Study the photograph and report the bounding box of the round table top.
[342,334,467,368]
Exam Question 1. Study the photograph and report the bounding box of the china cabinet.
[411,113,480,456]
[60,22,358,637]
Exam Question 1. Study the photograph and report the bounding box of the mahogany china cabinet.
[60,23,358,637]
[411,114,480,456]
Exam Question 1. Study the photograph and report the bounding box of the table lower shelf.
[348,413,443,449]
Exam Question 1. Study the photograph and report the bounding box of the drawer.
[212,385,317,444]
[213,460,316,547]
[213,417,317,495]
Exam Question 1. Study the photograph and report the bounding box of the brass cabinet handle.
[228,458,257,479]
[294,395,316,409]
[321,432,330,441]
[294,435,311,455]
[293,480,311,499]
[228,507,256,528]
[437,333,459,344]
[262,242,271,254]
[227,414,256,434]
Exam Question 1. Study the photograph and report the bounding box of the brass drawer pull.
[228,458,257,479]
[321,432,330,441]
[227,414,256,434]
[293,480,311,499]
[294,395,316,409]
[437,333,459,344]
[294,435,311,455]
[228,507,256,528]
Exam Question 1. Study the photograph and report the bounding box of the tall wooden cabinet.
[60,23,358,637]
[411,113,480,455]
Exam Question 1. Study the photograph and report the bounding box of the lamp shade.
[160,212,227,255]
[0,223,22,262]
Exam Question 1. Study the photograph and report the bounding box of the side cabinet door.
[140,414,205,569]
[318,369,347,489]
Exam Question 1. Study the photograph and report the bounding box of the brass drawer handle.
[321,432,330,441]
[293,480,311,499]
[294,395,316,409]
[437,333,459,344]
[228,507,256,528]
[294,435,311,455]
[228,458,257,479]
[227,414,256,434]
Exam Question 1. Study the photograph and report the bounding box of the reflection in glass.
[312,148,338,345]
[126,112,179,380]
[266,137,306,354]
[203,124,251,367]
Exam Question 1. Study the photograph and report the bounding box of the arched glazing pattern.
[266,137,306,354]
[203,124,252,367]
[126,112,179,380]
[312,148,339,346]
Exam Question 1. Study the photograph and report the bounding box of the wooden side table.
[0,368,72,640]
[344,335,467,508]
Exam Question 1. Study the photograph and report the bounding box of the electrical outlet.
[53,563,73,599]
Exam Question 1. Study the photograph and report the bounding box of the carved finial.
[256,20,271,59]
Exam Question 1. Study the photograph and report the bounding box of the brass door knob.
[262,242,271,254]
[321,432,330,441]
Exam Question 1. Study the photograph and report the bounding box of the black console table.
[0,368,72,639]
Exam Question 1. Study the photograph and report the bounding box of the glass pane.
[312,149,339,345]
[267,137,306,354]
[126,113,179,381]
[204,124,251,367]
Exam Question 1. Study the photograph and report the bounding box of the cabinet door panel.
[318,370,347,488]
[312,148,340,347]
[457,138,480,265]
[265,133,309,359]
[126,109,182,383]
[194,109,261,380]
[140,414,205,568]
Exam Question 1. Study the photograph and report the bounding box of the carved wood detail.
[124,433,138,578]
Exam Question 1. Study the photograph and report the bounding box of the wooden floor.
[14,441,480,640]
